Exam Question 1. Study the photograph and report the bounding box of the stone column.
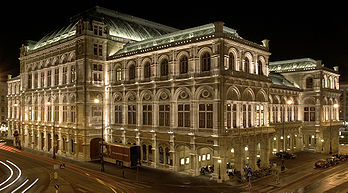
[169,134,176,171]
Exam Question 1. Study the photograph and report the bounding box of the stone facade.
[7,6,341,182]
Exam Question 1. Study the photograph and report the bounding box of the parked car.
[326,157,339,166]
[315,159,329,168]
[275,152,296,159]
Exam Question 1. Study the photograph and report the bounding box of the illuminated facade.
[7,6,341,181]
[0,81,7,125]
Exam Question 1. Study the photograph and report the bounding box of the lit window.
[207,153,211,160]
[180,158,185,165]
[186,157,189,164]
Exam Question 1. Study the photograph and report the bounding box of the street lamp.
[217,159,221,180]
[94,97,105,172]
[329,103,339,154]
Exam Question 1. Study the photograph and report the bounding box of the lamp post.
[217,159,221,180]
[94,97,105,172]
[329,103,339,155]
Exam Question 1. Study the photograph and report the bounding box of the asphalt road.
[248,152,348,193]
[0,142,135,193]
[0,140,244,193]
[6,139,347,193]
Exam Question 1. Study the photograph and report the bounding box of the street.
[0,140,244,193]
[247,151,348,193]
[2,139,348,193]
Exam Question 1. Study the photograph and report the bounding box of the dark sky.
[1,1,348,82]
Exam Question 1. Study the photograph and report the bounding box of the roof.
[27,6,178,51]
[109,23,241,59]
[269,58,319,73]
[269,72,298,88]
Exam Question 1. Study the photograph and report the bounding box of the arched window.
[201,52,211,72]
[144,62,151,78]
[159,146,164,164]
[160,59,168,76]
[116,67,122,81]
[244,57,249,73]
[129,65,135,80]
[306,77,313,89]
[165,147,171,165]
[229,53,234,70]
[179,56,188,74]
[258,60,263,75]
[142,144,147,161]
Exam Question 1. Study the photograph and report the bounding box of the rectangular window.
[199,104,213,128]
[71,106,76,123]
[41,72,45,88]
[92,105,102,122]
[178,104,190,127]
[47,106,52,122]
[143,105,152,125]
[98,45,103,56]
[248,104,251,127]
[304,106,316,122]
[128,105,136,124]
[159,105,170,126]
[243,105,247,127]
[63,106,67,122]
[34,73,38,88]
[28,74,32,89]
[63,66,67,84]
[94,44,98,56]
[93,64,103,82]
[99,26,103,36]
[47,70,51,87]
[114,105,122,124]
[54,105,59,122]
[55,68,59,86]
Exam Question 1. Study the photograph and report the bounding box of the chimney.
[213,21,224,35]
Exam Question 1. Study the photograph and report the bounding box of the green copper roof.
[27,6,178,51]
[110,23,240,58]
[269,73,297,88]
[269,58,319,72]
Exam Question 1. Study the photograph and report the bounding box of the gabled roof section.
[269,58,319,73]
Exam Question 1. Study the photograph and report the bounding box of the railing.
[226,126,275,136]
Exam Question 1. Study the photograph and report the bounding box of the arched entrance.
[90,138,102,160]
[176,145,191,173]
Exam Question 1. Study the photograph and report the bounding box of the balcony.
[226,126,275,136]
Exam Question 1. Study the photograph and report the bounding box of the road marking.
[21,178,39,193]
[11,178,29,193]
[95,177,118,193]
[0,160,14,191]
[6,160,22,190]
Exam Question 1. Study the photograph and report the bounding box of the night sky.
[1,1,347,82]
